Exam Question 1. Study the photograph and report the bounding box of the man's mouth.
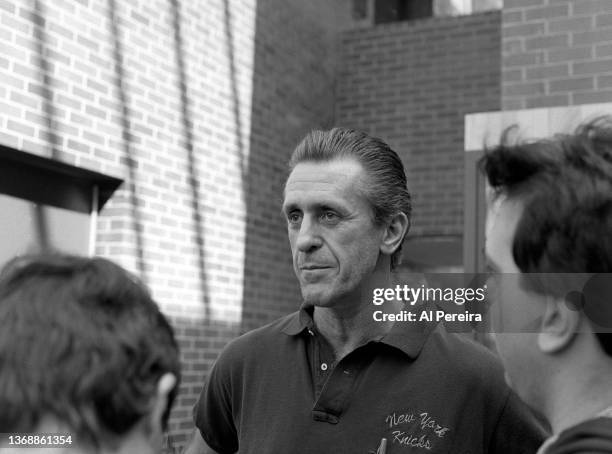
[300,265,331,270]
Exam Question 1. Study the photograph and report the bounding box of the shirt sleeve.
[489,388,549,454]
[193,349,239,454]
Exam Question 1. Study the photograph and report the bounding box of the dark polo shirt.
[194,306,546,454]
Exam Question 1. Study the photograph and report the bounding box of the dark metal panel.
[0,145,123,213]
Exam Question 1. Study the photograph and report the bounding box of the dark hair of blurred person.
[481,117,612,454]
[0,254,180,453]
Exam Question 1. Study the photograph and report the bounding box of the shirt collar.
[282,304,436,359]
[281,303,315,336]
[379,314,437,358]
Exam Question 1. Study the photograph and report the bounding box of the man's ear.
[380,212,409,256]
[537,299,580,354]
[150,373,177,432]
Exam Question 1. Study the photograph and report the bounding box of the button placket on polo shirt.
[311,344,376,424]
[309,328,335,399]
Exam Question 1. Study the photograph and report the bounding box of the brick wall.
[503,0,612,109]
[336,11,501,239]
[0,0,345,447]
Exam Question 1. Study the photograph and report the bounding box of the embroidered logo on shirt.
[369,410,451,451]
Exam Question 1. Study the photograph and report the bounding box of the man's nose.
[296,216,322,252]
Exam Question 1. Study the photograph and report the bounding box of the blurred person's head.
[0,254,180,453]
[480,117,612,430]
[283,128,410,309]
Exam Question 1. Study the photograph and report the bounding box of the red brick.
[10,91,37,108]
[549,15,593,33]
[595,12,612,28]
[547,45,592,63]
[0,0,15,13]
[525,4,569,21]
[503,68,524,83]
[502,10,523,24]
[572,28,612,46]
[598,74,612,88]
[525,63,569,80]
[0,131,20,147]
[574,0,612,15]
[504,21,545,38]
[503,0,612,106]
[572,90,612,104]
[596,43,612,58]
[549,76,594,92]
[18,7,44,27]
[0,13,30,34]
[503,38,523,54]
[572,58,612,75]
[505,81,546,96]
[525,33,568,50]
[505,0,545,7]
[7,119,35,136]
[504,51,544,66]
[525,94,569,108]
[48,22,74,40]
[0,101,22,118]
[1,72,25,90]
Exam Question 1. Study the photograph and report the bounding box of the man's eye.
[287,212,302,224]
[321,211,339,222]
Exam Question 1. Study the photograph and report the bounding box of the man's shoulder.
[217,311,301,360]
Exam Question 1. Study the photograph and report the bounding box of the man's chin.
[300,287,334,307]
[302,294,332,307]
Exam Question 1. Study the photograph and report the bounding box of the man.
[186,127,545,453]
[481,118,612,453]
[0,254,180,453]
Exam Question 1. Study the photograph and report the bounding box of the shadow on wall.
[107,0,148,281]
[169,0,211,318]
[29,0,56,252]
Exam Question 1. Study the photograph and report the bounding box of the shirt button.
[321,363,328,371]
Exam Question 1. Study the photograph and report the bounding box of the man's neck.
[313,299,403,360]
[545,360,612,434]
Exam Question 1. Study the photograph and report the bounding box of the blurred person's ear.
[147,373,178,449]
[537,299,580,354]
[154,373,177,426]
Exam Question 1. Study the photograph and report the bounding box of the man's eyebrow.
[280,201,347,217]
[280,202,297,216]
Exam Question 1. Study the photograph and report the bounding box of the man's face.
[282,158,387,308]
[485,195,548,407]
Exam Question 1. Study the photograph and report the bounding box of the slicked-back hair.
[0,254,180,448]
[480,117,612,356]
[288,127,412,269]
